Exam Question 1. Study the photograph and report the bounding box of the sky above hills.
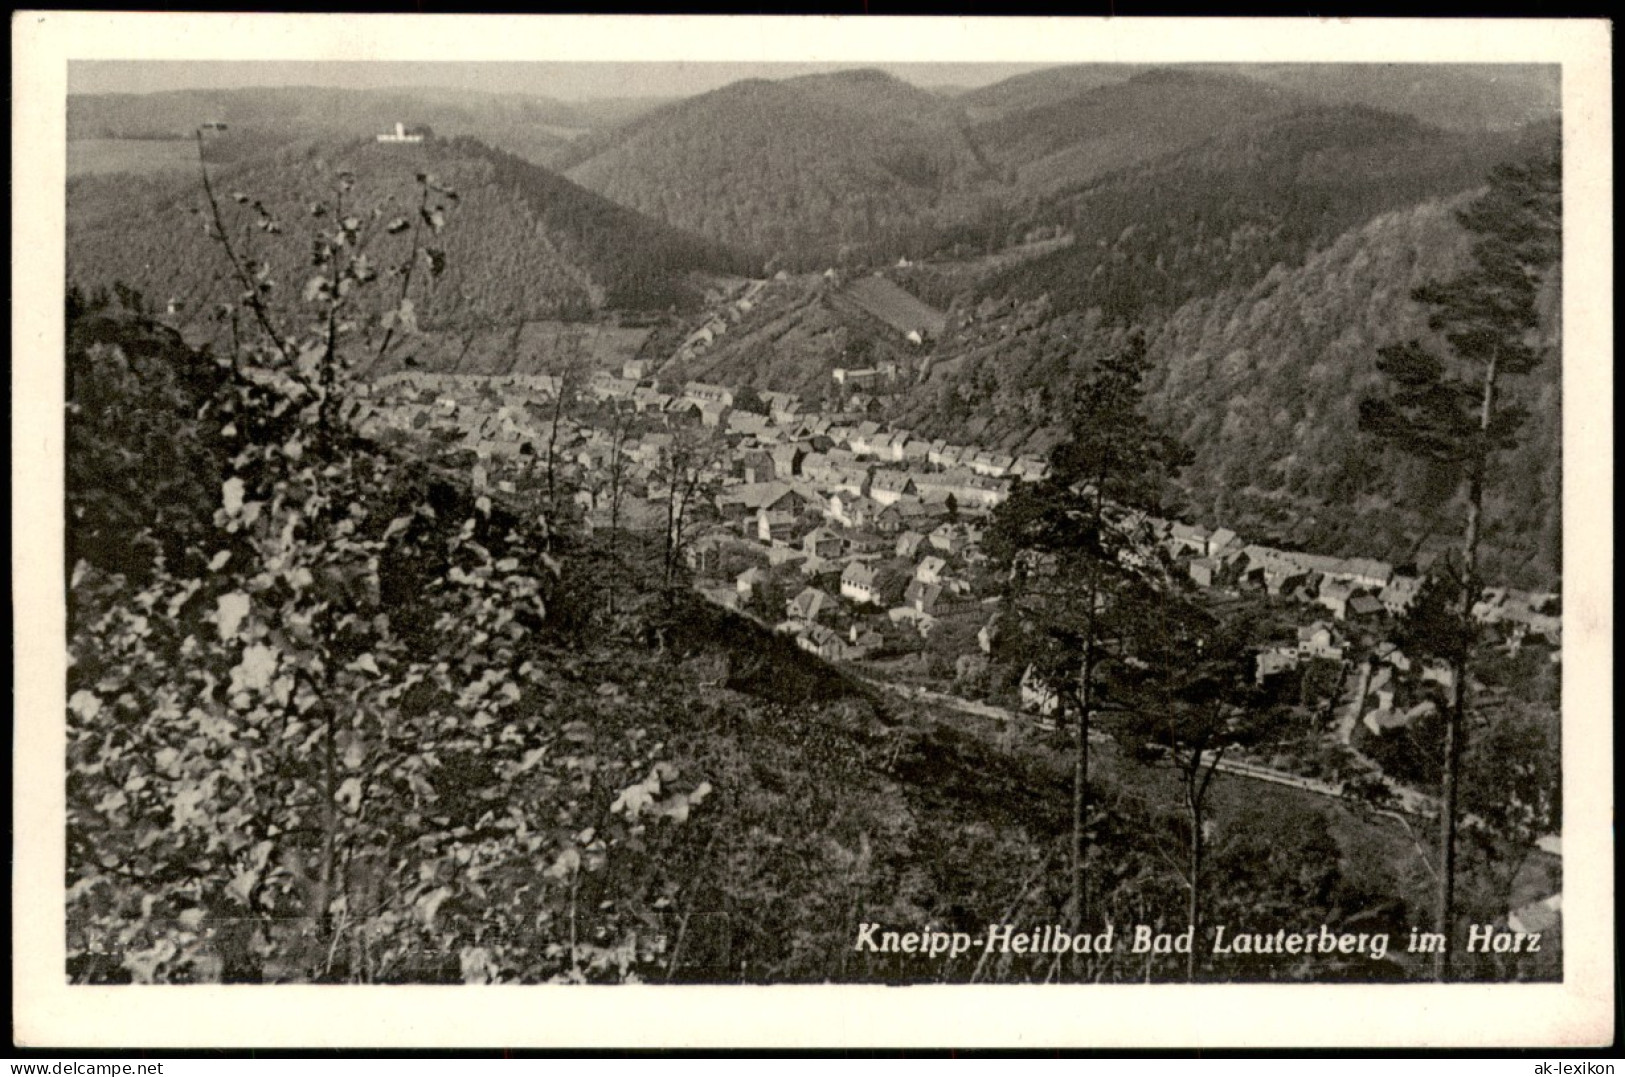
[67,60,1057,100]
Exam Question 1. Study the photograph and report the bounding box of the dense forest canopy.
[551,66,1555,272]
[67,135,755,338]
[952,62,1559,134]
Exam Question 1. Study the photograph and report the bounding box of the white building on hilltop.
[378,122,425,144]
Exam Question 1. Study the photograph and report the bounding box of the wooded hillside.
[67,135,754,337]
[562,72,987,269]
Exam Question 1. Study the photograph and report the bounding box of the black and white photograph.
[13,13,1613,1050]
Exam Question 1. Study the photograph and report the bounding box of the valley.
[62,60,1564,987]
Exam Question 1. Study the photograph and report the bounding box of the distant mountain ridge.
[956,62,1560,133]
[70,65,1560,265]
[66,85,672,171]
[965,68,1306,197]
[555,64,1555,269]
[70,85,583,136]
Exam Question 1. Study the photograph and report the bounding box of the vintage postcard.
[12,13,1613,1049]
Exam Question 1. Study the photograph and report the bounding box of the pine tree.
[984,330,1187,958]
[1112,596,1287,981]
[1358,151,1560,981]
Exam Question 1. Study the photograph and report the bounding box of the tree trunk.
[1070,481,1106,948]
[545,406,562,543]
[1183,766,1198,982]
[314,704,337,967]
[662,468,678,593]
[607,458,622,617]
[1071,609,1093,941]
[1435,352,1497,982]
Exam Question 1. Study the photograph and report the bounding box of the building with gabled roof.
[1165,522,1212,558]
[797,623,847,661]
[1207,528,1242,558]
[736,566,767,596]
[903,578,943,614]
[868,470,917,506]
[1297,621,1344,661]
[769,443,804,479]
[683,381,734,408]
[802,526,845,560]
[756,508,796,544]
[1379,574,1424,615]
[828,492,882,531]
[787,587,832,624]
[841,561,880,605]
[1346,594,1385,621]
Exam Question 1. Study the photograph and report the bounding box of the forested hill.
[1142,198,1561,590]
[559,71,987,269]
[559,68,1316,266]
[955,62,1560,134]
[962,106,1550,326]
[67,135,755,331]
[1201,63,1562,134]
[631,103,1558,587]
[556,65,1553,273]
[894,113,1561,589]
[898,190,1560,590]
[954,64,1157,121]
[964,68,1305,198]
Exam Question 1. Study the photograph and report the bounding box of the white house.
[683,381,735,408]
[377,122,425,144]
[1316,578,1363,620]
[869,471,917,506]
[841,562,879,606]
[1297,622,1345,661]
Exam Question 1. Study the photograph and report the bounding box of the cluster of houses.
[345,272,1564,933]
[357,364,1561,693]
[689,457,998,660]
[1143,519,1561,740]
[356,272,1562,746]
[669,278,769,366]
[754,515,989,662]
[356,363,1041,665]
[1157,520,1558,646]
[1010,516,1560,731]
